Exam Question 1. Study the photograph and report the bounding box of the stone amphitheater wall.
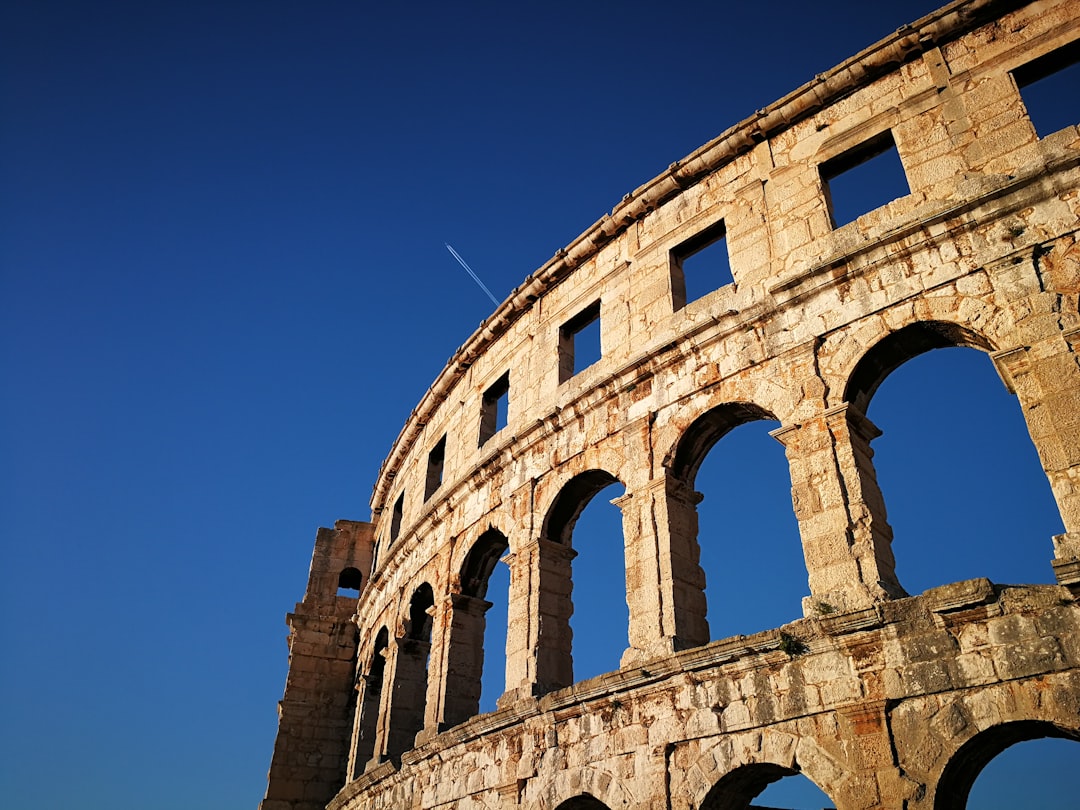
[262,1,1080,807]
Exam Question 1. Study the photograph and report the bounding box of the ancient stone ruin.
[262,1,1080,807]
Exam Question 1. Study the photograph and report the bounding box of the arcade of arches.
[263,2,1080,808]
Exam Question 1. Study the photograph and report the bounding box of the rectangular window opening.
[1013,39,1080,139]
[424,435,446,501]
[671,219,733,310]
[820,130,910,229]
[558,300,602,383]
[479,371,510,447]
[389,493,404,543]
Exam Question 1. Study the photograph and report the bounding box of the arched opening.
[555,795,611,810]
[849,323,1063,594]
[480,561,510,712]
[351,627,388,777]
[538,470,627,690]
[754,772,835,810]
[385,583,434,762]
[670,403,802,642]
[442,528,510,726]
[935,720,1080,810]
[337,566,363,597]
[701,763,834,810]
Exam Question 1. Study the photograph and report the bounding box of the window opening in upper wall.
[820,130,910,228]
[389,492,404,543]
[671,219,733,310]
[478,371,510,447]
[1013,39,1080,138]
[337,567,363,597]
[558,300,601,383]
[424,434,446,501]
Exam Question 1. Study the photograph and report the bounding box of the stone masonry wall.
[262,1,1080,807]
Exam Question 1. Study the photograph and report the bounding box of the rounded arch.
[667,401,778,487]
[366,625,389,670]
[934,720,1080,810]
[555,797,610,810]
[528,764,636,810]
[338,566,363,592]
[459,527,510,598]
[350,625,390,777]
[404,582,435,640]
[843,320,995,413]
[700,762,799,810]
[541,469,623,546]
[442,525,513,724]
[685,731,843,810]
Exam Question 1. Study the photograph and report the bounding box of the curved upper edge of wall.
[367,0,1024,517]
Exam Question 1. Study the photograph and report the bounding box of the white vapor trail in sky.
[445,243,500,307]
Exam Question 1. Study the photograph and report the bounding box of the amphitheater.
[262,1,1080,807]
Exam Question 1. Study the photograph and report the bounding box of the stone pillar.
[383,635,432,762]
[439,592,493,729]
[418,599,449,744]
[771,405,904,614]
[500,537,576,702]
[833,701,915,810]
[367,642,397,769]
[261,521,372,810]
[618,476,708,667]
[348,662,383,779]
[993,332,1080,590]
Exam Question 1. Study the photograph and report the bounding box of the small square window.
[671,219,733,310]
[424,435,446,501]
[479,371,510,447]
[820,130,910,228]
[559,301,602,383]
[1013,40,1080,139]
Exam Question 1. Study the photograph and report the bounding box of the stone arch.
[842,320,996,415]
[441,527,511,727]
[528,764,636,810]
[699,763,800,810]
[459,526,511,598]
[404,581,435,640]
[840,317,1065,592]
[933,719,1080,810]
[818,306,1003,412]
[531,468,628,693]
[337,566,363,593]
[555,797,611,810]
[541,469,623,546]
[685,730,843,810]
[667,401,780,489]
[657,401,795,642]
[350,626,389,777]
[384,583,436,762]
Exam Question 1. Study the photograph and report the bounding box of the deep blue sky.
[2,2,1074,808]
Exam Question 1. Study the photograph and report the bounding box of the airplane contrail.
[445,243,500,307]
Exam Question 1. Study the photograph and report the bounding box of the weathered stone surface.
[263,1,1080,807]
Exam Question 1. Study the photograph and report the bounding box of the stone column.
[618,476,708,667]
[349,665,383,779]
[499,537,576,702]
[383,635,432,762]
[771,404,904,613]
[367,641,397,769]
[993,332,1080,590]
[438,592,493,729]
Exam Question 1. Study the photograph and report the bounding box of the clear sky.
[1,2,1075,809]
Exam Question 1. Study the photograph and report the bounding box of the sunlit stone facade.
[263,1,1080,807]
